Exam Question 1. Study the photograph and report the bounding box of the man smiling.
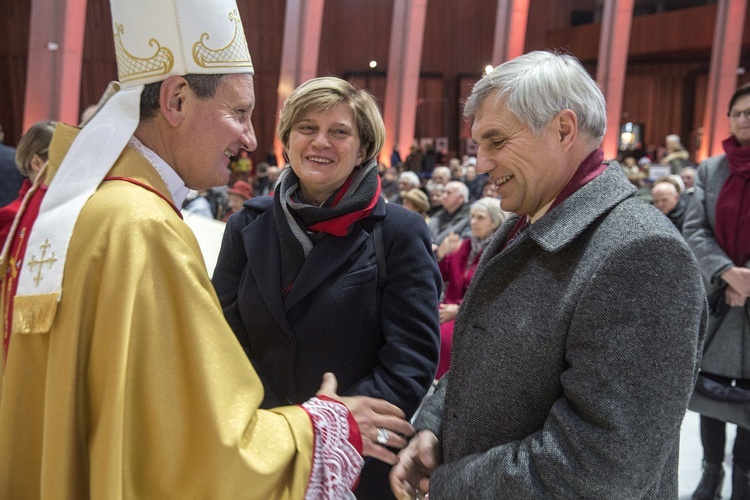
[391,51,707,499]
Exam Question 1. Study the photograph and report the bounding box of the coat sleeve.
[421,233,708,499]
[682,158,734,284]
[413,373,446,439]
[343,207,442,418]
[213,205,260,345]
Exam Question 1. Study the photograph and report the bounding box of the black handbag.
[688,287,750,430]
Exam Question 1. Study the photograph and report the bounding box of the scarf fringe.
[13,293,59,335]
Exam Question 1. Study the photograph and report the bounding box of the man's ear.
[556,109,578,152]
[159,75,190,127]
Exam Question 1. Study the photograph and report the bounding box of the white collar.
[127,136,190,208]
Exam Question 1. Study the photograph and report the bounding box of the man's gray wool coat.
[415,162,708,499]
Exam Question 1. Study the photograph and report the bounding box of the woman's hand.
[721,266,750,298]
[725,285,749,307]
[436,232,461,261]
[317,373,414,465]
[438,303,459,323]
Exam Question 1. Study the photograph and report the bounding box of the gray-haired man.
[391,50,706,499]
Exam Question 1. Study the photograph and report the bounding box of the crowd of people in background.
[175,125,710,260]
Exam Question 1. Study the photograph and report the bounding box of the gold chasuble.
[0,125,315,498]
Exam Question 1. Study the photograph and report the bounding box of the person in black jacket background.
[0,124,23,208]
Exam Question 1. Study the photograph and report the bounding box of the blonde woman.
[213,77,441,499]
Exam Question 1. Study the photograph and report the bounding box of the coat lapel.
[477,163,635,267]
[242,211,296,337]
[530,162,636,252]
[283,226,371,311]
[482,214,521,262]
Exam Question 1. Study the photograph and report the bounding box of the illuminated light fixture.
[369,60,377,69]
[618,121,644,151]
[484,64,494,75]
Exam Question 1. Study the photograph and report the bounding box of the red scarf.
[716,137,750,265]
[308,173,381,236]
[549,148,606,211]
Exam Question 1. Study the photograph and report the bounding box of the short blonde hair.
[277,77,385,165]
[15,120,55,177]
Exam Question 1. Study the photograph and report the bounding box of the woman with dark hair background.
[684,83,750,500]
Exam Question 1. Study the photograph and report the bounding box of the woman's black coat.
[213,195,441,497]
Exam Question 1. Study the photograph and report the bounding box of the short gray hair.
[464,51,606,145]
[399,171,420,187]
[471,196,508,228]
[432,166,451,180]
[665,134,681,144]
[446,180,469,203]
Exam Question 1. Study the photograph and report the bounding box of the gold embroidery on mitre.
[192,10,252,68]
[114,23,175,83]
[27,238,57,287]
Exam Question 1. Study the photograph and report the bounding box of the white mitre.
[12,0,254,331]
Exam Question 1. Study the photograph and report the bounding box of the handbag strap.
[702,286,729,354]
[373,219,386,295]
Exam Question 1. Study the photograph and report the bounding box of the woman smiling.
[213,77,441,499]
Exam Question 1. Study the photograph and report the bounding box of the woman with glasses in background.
[683,83,750,500]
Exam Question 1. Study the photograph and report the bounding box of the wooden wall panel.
[0,0,32,146]
[620,74,655,143]
[547,3,750,162]
[629,6,714,59]
[413,76,445,141]
[547,4,750,64]
[626,61,706,159]
[420,0,495,75]
[239,0,286,163]
[525,0,575,52]
[346,73,387,112]
[622,61,750,161]
[316,0,393,159]
[79,0,116,116]
[457,76,478,157]
[546,21,600,61]
[419,0,495,157]
[317,0,393,78]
